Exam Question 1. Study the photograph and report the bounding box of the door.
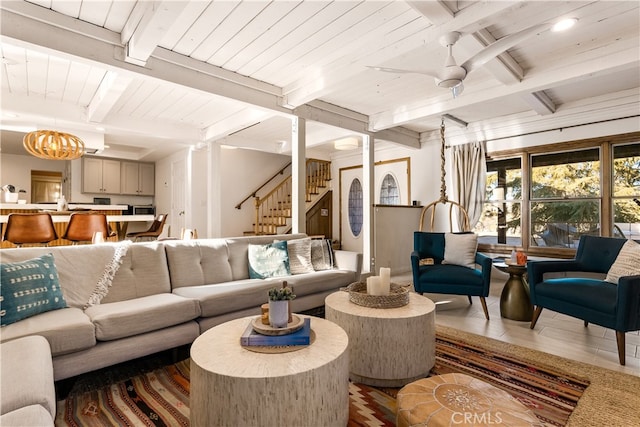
[339,167,363,253]
[306,191,332,238]
[171,158,186,238]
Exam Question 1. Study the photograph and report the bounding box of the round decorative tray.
[252,314,304,336]
[343,281,409,308]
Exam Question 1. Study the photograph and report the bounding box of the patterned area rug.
[55,332,589,426]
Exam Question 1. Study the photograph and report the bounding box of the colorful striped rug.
[56,334,589,426]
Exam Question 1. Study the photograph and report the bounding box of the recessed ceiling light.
[552,18,578,32]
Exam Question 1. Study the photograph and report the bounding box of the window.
[348,178,363,237]
[475,134,639,255]
[613,143,640,239]
[474,158,522,246]
[531,148,600,248]
[379,173,400,205]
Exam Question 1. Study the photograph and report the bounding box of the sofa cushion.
[165,240,233,289]
[84,293,201,341]
[281,237,314,274]
[0,335,56,420]
[311,238,335,271]
[442,233,477,269]
[101,242,172,302]
[0,405,54,427]
[536,278,618,313]
[605,239,640,284]
[0,254,67,326]
[248,241,290,279]
[286,269,358,297]
[0,307,95,356]
[173,278,282,318]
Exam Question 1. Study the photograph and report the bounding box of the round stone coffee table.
[325,290,436,387]
[190,315,349,427]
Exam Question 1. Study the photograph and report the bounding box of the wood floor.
[393,271,640,377]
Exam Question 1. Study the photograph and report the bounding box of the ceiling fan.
[371,21,561,98]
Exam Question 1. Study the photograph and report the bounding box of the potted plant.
[267,282,295,328]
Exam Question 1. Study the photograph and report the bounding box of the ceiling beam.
[522,91,556,115]
[406,0,453,25]
[122,1,189,66]
[85,71,133,123]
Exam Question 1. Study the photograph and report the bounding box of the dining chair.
[1,213,58,247]
[126,214,168,242]
[62,212,116,244]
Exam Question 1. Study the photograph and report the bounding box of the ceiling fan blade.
[461,22,553,74]
[367,65,439,78]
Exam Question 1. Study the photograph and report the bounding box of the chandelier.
[23,130,85,160]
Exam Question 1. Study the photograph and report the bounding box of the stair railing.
[252,158,332,235]
[235,162,291,210]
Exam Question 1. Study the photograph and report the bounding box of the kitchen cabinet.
[121,161,155,196]
[82,157,121,194]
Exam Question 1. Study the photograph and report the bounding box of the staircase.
[250,159,331,235]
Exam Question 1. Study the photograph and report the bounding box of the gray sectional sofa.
[0,233,361,425]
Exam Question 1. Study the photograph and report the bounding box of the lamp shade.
[334,137,359,151]
[23,130,85,160]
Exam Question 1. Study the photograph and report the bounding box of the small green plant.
[268,282,296,301]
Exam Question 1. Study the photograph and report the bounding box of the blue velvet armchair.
[528,235,640,365]
[411,232,493,320]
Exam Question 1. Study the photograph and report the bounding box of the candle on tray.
[379,267,391,295]
[367,276,383,295]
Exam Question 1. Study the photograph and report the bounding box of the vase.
[268,300,289,328]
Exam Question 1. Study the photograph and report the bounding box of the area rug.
[55,325,640,426]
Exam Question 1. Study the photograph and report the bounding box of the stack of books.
[241,317,311,347]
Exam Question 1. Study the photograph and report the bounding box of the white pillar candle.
[379,267,391,295]
[367,276,383,295]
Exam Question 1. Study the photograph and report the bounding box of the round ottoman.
[396,373,543,427]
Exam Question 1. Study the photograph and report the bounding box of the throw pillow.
[310,238,335,271]
[0,253,67,326]
[442,233,478,269]
[248,241,291,279]
[605,240,640,284]
[277,238,314,275]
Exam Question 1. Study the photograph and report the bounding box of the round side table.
[494,262,533,321]
[325,291,436,387]
[190,315,349,427]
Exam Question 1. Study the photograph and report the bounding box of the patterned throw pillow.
[310,239,335,271]
[0,253,67,326]
[278,238,314,275]
[442,233,478,269]
[605,240,640,284]
[248,241,291,279]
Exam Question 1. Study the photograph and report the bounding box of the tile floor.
[392,270,640,377]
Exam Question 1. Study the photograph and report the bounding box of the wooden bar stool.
[1,213,58,247]
[61,212,116,244]
[126,214,168,242]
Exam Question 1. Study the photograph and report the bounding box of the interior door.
[339,167,363,253]
[171,158,186,238]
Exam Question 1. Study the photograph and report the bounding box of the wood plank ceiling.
[1,0,638,161]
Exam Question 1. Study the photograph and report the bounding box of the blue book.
[241,317,311,346]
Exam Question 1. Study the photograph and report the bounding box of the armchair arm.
[616,275,640,331]
[411,251,421,289]
[527,260,583,287]
[475,252,493,295]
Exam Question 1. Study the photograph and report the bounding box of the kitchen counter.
[0,203,127,211]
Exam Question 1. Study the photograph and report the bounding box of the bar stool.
[62,212,116,244]
[1,213,58,247]
[126,213,168,242]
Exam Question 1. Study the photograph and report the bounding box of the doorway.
[30,170,62,203]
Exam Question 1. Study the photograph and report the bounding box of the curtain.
[452,141,487,230]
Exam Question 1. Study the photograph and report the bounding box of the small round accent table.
[325,291,436,387]
[190,315,349,427]
[494,262,533,321]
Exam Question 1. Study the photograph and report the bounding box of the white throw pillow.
[278,237,314,275]
[443,233,478,269]
[605,240,640,284]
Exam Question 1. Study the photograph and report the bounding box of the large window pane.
[613,143,640,238]
[531,149,600,199]
[531,200,600,247]
[379,173,400,205]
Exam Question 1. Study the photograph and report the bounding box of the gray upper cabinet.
[121,161,155,196]
[82,157,121,194]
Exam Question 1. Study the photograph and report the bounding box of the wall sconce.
[334,137,359,151]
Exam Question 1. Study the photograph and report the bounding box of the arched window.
[380,173,400,205]
[348,178,363,237]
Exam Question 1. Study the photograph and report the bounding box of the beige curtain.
[452,141,487,230]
